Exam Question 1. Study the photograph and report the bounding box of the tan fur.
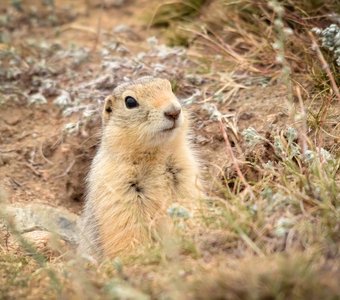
[79,77,201,260]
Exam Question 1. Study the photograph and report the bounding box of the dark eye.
[125,96,139,109]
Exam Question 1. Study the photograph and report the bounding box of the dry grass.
[1,0,340,299]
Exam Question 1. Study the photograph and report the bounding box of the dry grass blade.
[308,32,340,103]
[219,120,254,198]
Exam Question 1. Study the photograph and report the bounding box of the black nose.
[164,107,181,121]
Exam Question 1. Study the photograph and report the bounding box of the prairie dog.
[79,77,201,260]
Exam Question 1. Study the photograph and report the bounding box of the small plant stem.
[308,32,340,102]
[238,229,265,257]
[92,1,104,53]
[295,86,308,155]
[219,120,254,198]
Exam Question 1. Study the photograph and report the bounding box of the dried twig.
[238,229,265,257]
[0,148,17,153]
[39,143,54,166]
[24,163,42,177]
[10,178,22,188]
[53,24,99,36]
[92,1,104,52]
[53,160,75,179]
[308,32,340,102]
[295,86,308,154]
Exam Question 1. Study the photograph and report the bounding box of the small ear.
[102,95,114,125]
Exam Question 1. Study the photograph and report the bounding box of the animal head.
[102,77,187,148]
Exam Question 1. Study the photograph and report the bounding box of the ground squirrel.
[79,77,201,260]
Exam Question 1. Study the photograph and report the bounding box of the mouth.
[162,122,177,132]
